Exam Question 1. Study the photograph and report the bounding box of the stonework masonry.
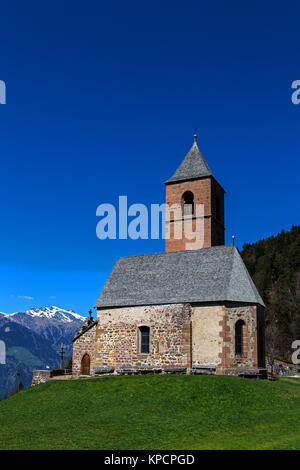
[72,323,97,377]
[217,303,264,375]
[93,304,192,372]
[32,369,73,386]
[71,302,264,377]
[33,299,265,385]
[32,370,52,386]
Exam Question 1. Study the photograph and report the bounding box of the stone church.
[72,136,266,378]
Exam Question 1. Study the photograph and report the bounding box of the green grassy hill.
[1,375,300,450]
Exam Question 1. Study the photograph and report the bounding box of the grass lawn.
[0,374,300,450]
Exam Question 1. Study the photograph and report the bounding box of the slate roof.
[165,138,213,184]
[95,246,265,309]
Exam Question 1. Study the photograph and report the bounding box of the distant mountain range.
[9,306,85,323]
[0,306,85,399]
[7,307,85,355]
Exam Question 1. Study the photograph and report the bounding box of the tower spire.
[165,134,212,184]
[164,136,226,251]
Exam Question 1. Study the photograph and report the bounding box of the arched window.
[81,353,91,375]
[138,326,150,354]
[182,191,194,215]
[235,320,245,356]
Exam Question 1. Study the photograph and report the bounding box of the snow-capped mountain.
[10,306,85,324]
[0,306,86,398]
[5,306,86,357]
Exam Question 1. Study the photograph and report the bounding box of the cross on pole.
[60,345,65,369]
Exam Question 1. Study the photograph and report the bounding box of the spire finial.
[232,235,236,247]
[194,130,197,144]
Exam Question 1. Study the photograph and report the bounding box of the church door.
[81,353,90,375]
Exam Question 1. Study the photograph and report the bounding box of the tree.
[241,225,300,361]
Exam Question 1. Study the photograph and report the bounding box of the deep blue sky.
[0,1,299,315]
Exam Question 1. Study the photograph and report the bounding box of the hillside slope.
[0,307,85,398]
[0,375,300,450]
[0,316,59,399]
[241,225,300,359]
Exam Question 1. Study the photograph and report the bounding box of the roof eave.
[95,298,265,310]
[164,174,226,193]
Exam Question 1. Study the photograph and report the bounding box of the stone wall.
[32,370,52,386]
[72,323,97,377]
[70,302,265,377]
[191,305,224,367]
[217,304,263,375]
[32,369,72,386]
[257,305,266,368]
[94,303,192,371]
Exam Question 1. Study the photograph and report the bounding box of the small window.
[139,326,150,354]
[182,191,194,215]
[235,320,245,356]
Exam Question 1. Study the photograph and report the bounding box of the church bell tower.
[164,135,225,252]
